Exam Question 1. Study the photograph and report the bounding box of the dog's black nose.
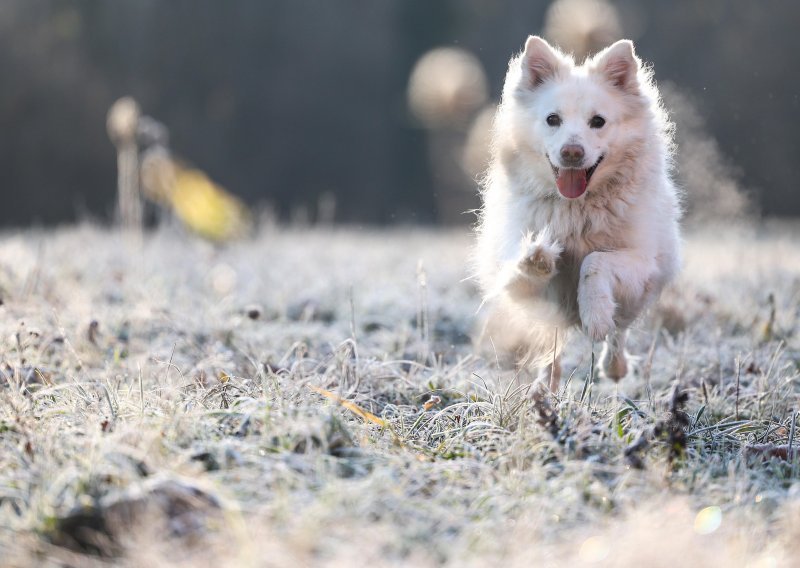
[560,144,585,165]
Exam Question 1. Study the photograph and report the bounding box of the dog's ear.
[593,40,640,93]
[522,36,563,88]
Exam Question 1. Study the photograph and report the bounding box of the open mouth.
[549,155,604,199]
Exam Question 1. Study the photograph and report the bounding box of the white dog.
[474,36,681,391]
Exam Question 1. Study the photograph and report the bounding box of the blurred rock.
[49,476,222,556]
[244,304,262,320]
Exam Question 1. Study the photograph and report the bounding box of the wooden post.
[106,97,142,233]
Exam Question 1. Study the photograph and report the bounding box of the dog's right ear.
[522,36,562,88]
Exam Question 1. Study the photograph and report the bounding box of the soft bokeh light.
[407,47,488,129]
[694,506,723,535]
[578,535,611,563]
[543,0,623,60]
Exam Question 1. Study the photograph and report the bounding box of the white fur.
[474,36,682,386]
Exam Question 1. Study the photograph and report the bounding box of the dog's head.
[505,36,650,199]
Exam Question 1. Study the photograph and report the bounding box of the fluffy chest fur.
[523,189,632,257]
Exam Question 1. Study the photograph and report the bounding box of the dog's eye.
[589,115,606,129]
[546,113,562,127]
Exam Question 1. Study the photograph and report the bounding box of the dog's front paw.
[578,253,616,341]
[579,292,616,341]
[518,231,562,279]
[582,308,615,342]
[578,275,616,341]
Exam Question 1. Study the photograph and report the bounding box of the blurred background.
[1,0,798,229]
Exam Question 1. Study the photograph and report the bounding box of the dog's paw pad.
[519,246,557,277]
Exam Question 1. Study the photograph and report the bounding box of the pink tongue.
[556,169,588,198]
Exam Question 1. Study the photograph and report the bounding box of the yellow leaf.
[169,165,251,242]
[308,385,385,427]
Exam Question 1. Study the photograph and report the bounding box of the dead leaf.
[309,385,385,427]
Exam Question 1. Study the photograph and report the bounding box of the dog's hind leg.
[600,328,628,381]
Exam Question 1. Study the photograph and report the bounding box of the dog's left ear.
[522,36,563,88]
[593,40,640,94]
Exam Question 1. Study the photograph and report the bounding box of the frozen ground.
[1,222,799,566]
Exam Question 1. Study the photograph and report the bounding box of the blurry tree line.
[1,0,798,227]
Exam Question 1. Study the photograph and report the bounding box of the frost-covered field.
[1,222,799,567]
